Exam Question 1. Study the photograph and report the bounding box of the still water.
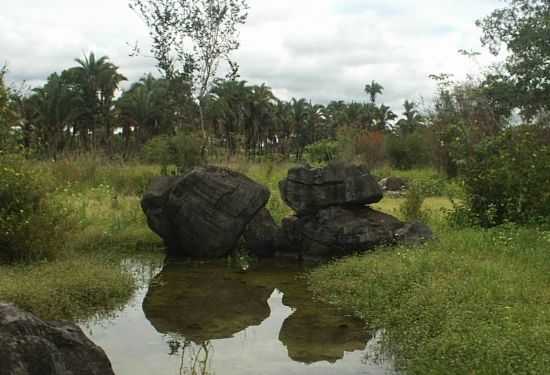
[81,258,395,375]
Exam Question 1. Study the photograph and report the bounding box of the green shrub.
[304,139,338,164]
[386,131,431,170]
[458,125,550,226]
[142,132,203,174]
[0,154,72,263]
[400,183,427,222]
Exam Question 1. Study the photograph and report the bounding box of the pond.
[81,257,395,375]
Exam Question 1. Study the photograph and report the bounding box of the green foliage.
[477,0,550,117]
[386,131,431,170]
[458,125,550,226]
[0,68,19,152]
[304,139,338,164]
[310,225,550,375]
[0,154,72,263]
[399,183,427,222]
[142,132,204,174]
[0,256,136,321]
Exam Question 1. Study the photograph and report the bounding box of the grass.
[373,165,463,198]
[0,156,164,321]
[0,256,136,321]
[309,210,550,375]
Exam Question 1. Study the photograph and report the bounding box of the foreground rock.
[0,303,114,375]
[142,166,270,258]
[279,163,383,216]
[282,206,407,257]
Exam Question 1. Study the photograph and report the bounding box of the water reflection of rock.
[143,260,273,344]
[143,259,370,364]
[278,288,370,364]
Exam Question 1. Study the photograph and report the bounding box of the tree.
[130,0,250,146]
[0,67,18,151]
[477,0,550,118]
[364,80,384,104]
[395,100,424,136]
[63,53,126,148]
[30,73,80,158]
[117,74,171,149]
[374,104,397,131]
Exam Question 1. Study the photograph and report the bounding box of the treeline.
[0,56,516,176]
[1,55,421,162]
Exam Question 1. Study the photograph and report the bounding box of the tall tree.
[364,80,384,104]
[64,53,126,148]
[375,104,397,131]
[477,0,550,118]
[30,73,80,158]
[395,100,424,135]
[130,0,249,145]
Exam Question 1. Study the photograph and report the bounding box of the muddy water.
[82,258,394,375]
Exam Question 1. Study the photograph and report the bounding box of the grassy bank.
[310,220,550,374]
[0,156,164,321]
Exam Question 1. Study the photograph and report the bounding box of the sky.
[1,0,503,110]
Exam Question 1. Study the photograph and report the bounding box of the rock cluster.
[0,303,115,375]
[279,164,432,257]
[142,163,432,259]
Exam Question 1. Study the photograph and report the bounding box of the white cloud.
[1,0,502,110]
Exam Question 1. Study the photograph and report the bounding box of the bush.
[142,132,203,174]
[386,131,431,170]
[400,183,427,222]
[458,125,550,226]
[304,139,338,164]
[354,130,385,168]
[0,154,72,263]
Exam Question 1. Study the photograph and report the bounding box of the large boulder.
[279,163,383,216]
[243,208,280,258]
[0,303,114,375]
[281,206,405,257]
[141,176,180,248]
[141,166,270,258]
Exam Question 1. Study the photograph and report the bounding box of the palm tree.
[395,100,424,135]
[244,83,276,158]
[374,104,397,131]
[117,75,169,147]
[30,73,80,158]
[364,80,384,104]
[207,79,250,155]
[66,52,126,148]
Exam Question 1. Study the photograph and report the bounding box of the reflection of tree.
[166,337,214,375]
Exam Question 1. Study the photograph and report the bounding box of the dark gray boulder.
[394,221,433,244]
[281,206,405,257]
[243,208,280,258]
[141,176,180,249]
[279,163,383,216]
[0,303,114,375]
[142,166,270,258]
[379,176,407,192]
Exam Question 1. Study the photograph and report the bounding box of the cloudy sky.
[1,0,502,109]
